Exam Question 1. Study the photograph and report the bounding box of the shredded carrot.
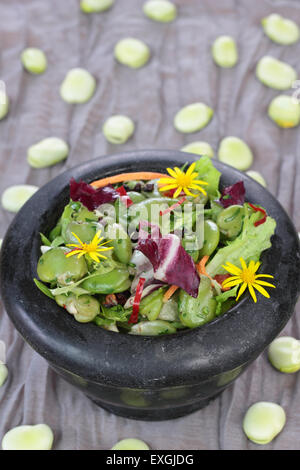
[160,197,186,216]
[196,256,214,285]
[91,172,167,189]
[163,285,179,303]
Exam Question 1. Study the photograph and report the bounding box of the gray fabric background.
[0,0,299,450]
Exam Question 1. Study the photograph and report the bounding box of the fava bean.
[262,14,299,45]
[81,267,130,293]
[143,0,177,23]
[158,298,179,322]
[139,288,165,321]
[27,137,69,168]
[181,141,214,158]
[0,364,8,387]
[218,136,253,170]
[126,191,146,204]
[217,205,244,239]
[256,56,297,90]
[0,89,9,120]
[111,438,149,450]
[56,293,100,323]
[60,68,96,104]
[174,103,214,134]
[268,95,300,128]
[243,402,286,445]
[21,48,47,75]
[268,336,300,373]
[107,224,132,264]
[2,424,54,451]
[130,320,176,336]
[199,219,220,256]
[179,276,216,328]
[102,115,135,144]
[114,38,150,69]
[211,35,238,68]
[62,221,97,245]
[37,247,88,285]
[80,0,114,13]
[1,184,39,213]
[246,171,267,188]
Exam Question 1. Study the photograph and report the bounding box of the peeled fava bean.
[143,0,177,23]
[0,89,9,120]
[199,219,220,256]
[37,247,88,285]
[256,56,297,90]
[218,136,253,171]
[268,336,300,373]
[1,185,39,213]
[21,48,47,74]
[130,320,176,336]
[246,171,267,188]
[106,224,132,264]
[81,267,130,294]
[179,276,216,328]
[102,115,135,144]
[262,14,300,46]
[217,205,244,239]
[62,221,97,245]
[56,293,100,323]
[80,0,114,13]
[2,424,54,450]
[211,35,238,68]
[60,68,96,104]
[111,438,150,450]
[174,103,214,134]
[27,137,69,168]
[268,95,300,129]
[114,38,150,69]
[181,141,214,158]
[243,402,286,445]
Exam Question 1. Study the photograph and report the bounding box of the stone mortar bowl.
[1,150,300,421]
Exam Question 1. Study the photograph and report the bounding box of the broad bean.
[37,247,88,285]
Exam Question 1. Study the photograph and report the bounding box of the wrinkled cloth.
[0,0,300,450]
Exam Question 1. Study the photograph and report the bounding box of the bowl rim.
[1,149,300,388]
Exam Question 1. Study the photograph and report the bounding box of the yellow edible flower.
[158,162,208,198]
[65,231,113,263]
[222,258,275,303]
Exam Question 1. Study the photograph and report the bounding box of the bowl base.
[90,393,221,421]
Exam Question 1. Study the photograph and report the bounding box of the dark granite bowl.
[1,150,300,421]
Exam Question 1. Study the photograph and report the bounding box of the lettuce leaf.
[206,212,276,277]
[194,156,221,199]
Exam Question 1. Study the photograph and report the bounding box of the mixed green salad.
[35,156,276,335]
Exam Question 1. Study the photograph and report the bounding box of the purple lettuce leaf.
[137,232,200,298]
[218,181,245,208]
[70,178,119,211]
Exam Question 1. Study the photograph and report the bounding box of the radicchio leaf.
[70,178,119,211]
[137,231,200,298]
[218,181,245,208]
